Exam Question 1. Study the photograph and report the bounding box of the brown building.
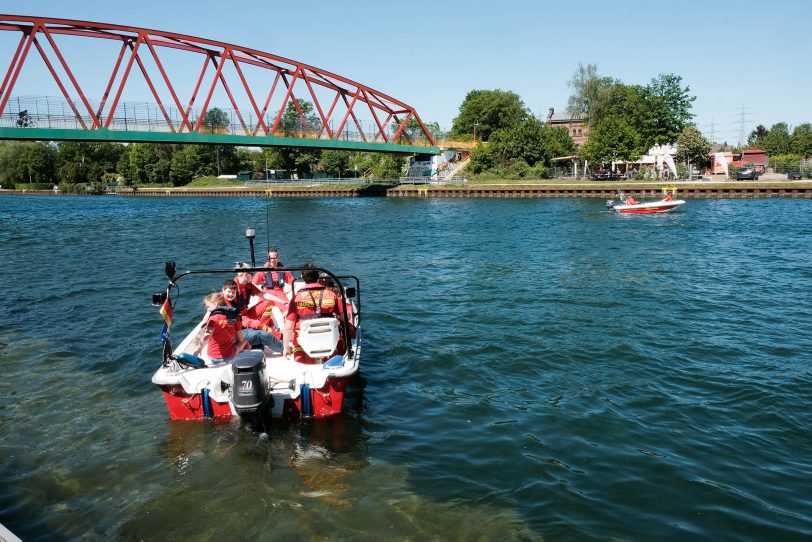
[545,107,589,147]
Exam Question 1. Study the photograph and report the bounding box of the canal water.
[1,195,810,541]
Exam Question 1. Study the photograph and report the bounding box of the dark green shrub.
[14,183,53,190]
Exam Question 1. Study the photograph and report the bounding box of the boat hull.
[156,375,351,421]
[152,315,360,422]
[611,199,685,214]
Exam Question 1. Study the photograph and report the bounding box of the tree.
[201,107,229,133]
[318,150,352,177]
[675,125,711,167]
[18,142,57,184]
[539,124,577,161]
[579,116,641,165]
[467,117,575,177]
[57,142,125,184]
[468,142,494,174]
[567,66,695,149]
[370,154,405,179]
[125,143,157,185]
[150,159,172,184]
[449,89,528,141]
[169,145,203,185]
[235,147,262,177]
[277,147,321,173]
[279,99,321,137]
[566,63,622,127]
[636,73,695,148]
[790,123,812,157]
[0,141,24,187]
[397,118,443,142]
[761,123,792,156]
[499,117,547,166]
[748,125,769,146]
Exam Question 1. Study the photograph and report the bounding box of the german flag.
[159,297,172,345]
[160,297,172,327]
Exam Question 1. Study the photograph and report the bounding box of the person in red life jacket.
[319,272,356,338]
[253,247,294,293]
[625,194,638,205]
[194,292,249,363]
[252,247,292,326]
[283,264,341,364]
[223,268,280,351]
[663,191,673,202]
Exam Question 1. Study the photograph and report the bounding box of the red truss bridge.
[0,15,438,154]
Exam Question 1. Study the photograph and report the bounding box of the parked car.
[787,170,802,180]
[736,165,760,180]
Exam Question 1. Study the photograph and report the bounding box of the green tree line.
[0,140,407,191]
[0,105,408,191]
[448,63,811,178]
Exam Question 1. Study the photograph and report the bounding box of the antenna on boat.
[245,227,256,266]
[265,197,271,253]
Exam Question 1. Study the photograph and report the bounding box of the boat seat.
[297,317,340,360]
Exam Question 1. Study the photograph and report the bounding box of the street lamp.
[473,121,479,142]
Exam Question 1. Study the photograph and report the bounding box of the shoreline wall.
[3,184,812,198]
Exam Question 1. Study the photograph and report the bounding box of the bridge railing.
[1,95,437,147]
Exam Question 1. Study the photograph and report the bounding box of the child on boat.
[194,292,250,363]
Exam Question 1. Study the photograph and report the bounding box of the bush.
[527,164,550,179]
[14,183,53,190]
[58,181,84,194]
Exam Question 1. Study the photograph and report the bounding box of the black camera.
[152,291,167,306]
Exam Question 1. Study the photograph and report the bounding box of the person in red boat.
[253,247,294,294]
[319,272,356,338]
[195,292,249,362]
[283,264,341,364]
[663,191,673,202]
[625,194,638,205]
[252,248,292,329]
[224,268,279,350]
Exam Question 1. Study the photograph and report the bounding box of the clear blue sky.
[2,0,810,145]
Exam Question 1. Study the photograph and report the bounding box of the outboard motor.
[231,350,267,415]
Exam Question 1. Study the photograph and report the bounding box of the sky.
[2,0,810,145]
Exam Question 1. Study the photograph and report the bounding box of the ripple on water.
[1,196,812,539]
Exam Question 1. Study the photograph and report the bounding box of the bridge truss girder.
[0,14,437,152]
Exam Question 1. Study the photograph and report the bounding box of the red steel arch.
[0,14,436,146]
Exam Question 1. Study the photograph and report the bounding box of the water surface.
[1,195,811,540]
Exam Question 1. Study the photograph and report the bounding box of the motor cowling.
[230,350,267,414]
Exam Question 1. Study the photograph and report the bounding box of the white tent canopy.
[646,144,678,178]
[713,152,730,179]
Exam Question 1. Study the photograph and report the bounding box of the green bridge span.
[0,125,438,154]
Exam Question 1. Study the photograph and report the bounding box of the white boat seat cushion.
[297,317,340,359]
